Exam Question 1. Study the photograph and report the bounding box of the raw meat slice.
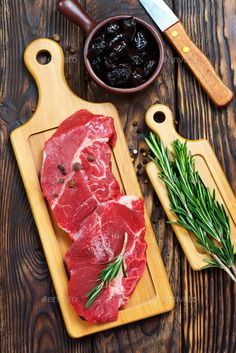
[65,195,147,323]
[40,109,147,323]
[40,110,121,235]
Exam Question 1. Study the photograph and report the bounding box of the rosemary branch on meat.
[146,133,236,281]
[85,232,128,309]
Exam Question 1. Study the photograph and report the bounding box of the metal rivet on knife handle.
[171,30,178,37]
[183,46,190,53]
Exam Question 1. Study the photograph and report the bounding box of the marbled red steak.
[40,109,147,323]
[40,110,121,236]
[65,195,147,323]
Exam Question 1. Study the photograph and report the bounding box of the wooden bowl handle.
[145,104,185,148]
[58,0,96,36]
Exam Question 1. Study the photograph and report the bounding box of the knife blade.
[139,0,178,32]
[139,0,233,107]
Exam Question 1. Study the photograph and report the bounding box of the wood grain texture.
[174,0,236,352]
[0,0,235,352]
[86,1,182,352]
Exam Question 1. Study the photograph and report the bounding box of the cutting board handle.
[145,104,186,148]
[24,39,70,101]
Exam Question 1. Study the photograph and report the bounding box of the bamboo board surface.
[146,104,236,271]
[10,39,174,338]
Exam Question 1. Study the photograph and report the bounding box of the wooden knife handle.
[164,22,233,107]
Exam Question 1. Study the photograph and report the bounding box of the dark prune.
[108,33,125,48]
[127,50,144,66]
[123,18,136,41]
[104,57,116,70]
[143,59,157,78]
[139,51,151,61]
[104,21,120,36]
[131,69,145,86]
[91,57,103,75]
[87,34,106,59]
[88,18,159,89]
[107,64,132,87]
[132,55,143,66]
[109,41,127,61]
[134,31,148,51]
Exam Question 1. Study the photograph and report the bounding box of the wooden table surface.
[0,1,235,352]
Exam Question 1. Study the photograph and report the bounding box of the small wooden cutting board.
[145,104,236,271]
[10,39,174,338]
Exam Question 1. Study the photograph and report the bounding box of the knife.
[139,0,233,107]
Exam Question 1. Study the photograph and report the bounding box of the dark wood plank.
[86,1,182,353]
[0,1,91,352]
[175,0,236,352]
[0,0,183,350]
[1,0,235,352]
[1,0,182,352]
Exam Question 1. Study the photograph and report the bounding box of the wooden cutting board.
[145,104,236,271]
[10,39,174,338]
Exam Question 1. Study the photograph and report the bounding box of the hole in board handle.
[36,50,52,65]
[153,111,166,123]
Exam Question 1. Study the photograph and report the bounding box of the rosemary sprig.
[146,133,236,281]
[85,232,128,309]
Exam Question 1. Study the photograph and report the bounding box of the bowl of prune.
[58,0,164,94]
